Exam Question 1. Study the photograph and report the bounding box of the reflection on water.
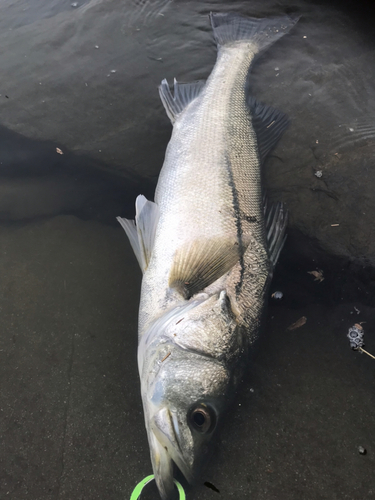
[0,1,374,499]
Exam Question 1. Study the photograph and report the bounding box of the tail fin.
[210,12,299,52]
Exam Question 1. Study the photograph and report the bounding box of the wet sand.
[1,217,374,499]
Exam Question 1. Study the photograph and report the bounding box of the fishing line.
[130,474,186,499]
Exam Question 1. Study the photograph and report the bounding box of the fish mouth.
[148,407,193,499]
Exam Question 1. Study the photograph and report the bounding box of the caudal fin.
[210,12,299,52]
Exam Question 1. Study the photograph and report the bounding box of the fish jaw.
[145,404,196,499]
[138,291,243,500]
[147,424,175,500]
[140,357,228,499]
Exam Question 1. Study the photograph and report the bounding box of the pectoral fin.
[169,236,249,298]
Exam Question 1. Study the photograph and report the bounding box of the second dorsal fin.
[247,96,290,164]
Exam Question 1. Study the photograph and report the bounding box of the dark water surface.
[0,1,374,499]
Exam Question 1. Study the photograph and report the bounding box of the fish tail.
[210,12,299,52]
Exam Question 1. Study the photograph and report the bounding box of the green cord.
[130,474,186,499]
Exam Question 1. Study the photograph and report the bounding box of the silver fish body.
[118,12,298,500]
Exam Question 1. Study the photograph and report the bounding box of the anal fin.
[159,78,205,123]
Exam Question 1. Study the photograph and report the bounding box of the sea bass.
[118,12,298,499]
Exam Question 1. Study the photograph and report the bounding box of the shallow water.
[0,1,374,499]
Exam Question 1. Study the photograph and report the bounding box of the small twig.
[286,316,307,331]
[357,347,375,360]
[161,352,171,363]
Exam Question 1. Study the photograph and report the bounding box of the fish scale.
[143,46,264,335]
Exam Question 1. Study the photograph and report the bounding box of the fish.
[117,12,298,499]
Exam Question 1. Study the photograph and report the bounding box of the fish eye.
[188,404,216,433]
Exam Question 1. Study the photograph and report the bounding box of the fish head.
[139,291,244,499]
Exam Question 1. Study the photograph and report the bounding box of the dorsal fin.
[265,201,288,267]
[247,96,289,164]
[169,235,250,298]
[159,78,205,123]
[117,195,159,273]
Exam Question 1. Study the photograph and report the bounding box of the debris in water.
[56,147,63,155]
[347,323,364,349]
[308,269,324,282]
[331,224,340,227]
[358,446,367,455]
[271,291,283,300]
[354,306,360,314]
[287,316,307,331]
[204,481,220,493]
[314,170,323,178]
[71,2,78,7]
[347,324,375,360]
